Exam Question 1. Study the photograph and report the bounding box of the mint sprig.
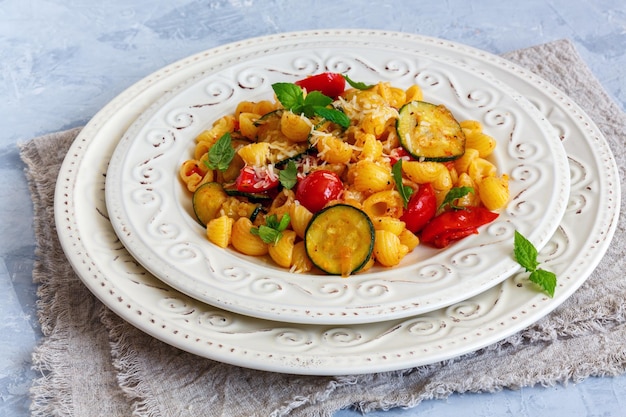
[204,132,235,171]
[279,160,298,190]
[514,230,557,297]
[313,106,351,128]
[392,160,413,208]
[272,83,305,112]
[440,186,475,210]
[272,83,350,128]
[251,214,291,245]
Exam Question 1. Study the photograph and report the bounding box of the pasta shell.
[374,230,408,267]
[231,217,268,256]
[268,230,296,268]
[206,215,234,248]
[478,175,510,210]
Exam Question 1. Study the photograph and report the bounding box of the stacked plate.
[54,30,619,375]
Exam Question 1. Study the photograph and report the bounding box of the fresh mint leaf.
[343,74,374,90]
[272,82,349,128]
[513,230,540,272]
[251,213,291,245]
[313,106,350,128]
[440,186,475,210]
[303,90,333,112]
[205,132,235,171]
[513,230,556,297]
[272,83,305,113]
[392,160,414,208]
[529,269,557,298]
[279,160,298,190]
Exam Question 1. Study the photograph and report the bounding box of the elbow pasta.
[180,77,510,275]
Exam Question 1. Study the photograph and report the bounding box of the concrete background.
[1,1,625,415]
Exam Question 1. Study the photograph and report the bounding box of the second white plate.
[104,32,570,325]
[57,30,618,375]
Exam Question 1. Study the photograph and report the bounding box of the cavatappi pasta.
[180,77,510,275]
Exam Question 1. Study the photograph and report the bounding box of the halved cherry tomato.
[235,165,279,193]
[400,183,437,233]
[420,206,499,248]
[295,170,343,213]
[295,72,346,99]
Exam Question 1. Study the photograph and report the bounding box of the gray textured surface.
[1,1,625,416]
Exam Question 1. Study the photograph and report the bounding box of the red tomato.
[186,163,204,178]
[295,72,346,99]
[295,170,343,213]
[388,147,414,166]
[235,166,279,192]
[420,206,499,248]
[400,183,437,233]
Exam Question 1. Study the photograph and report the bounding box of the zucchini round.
[192,182,227,226]
[304,204,374,276]
[223,186,273,202]
[396,100,465,162]
[252,109,283,127]
[249,205,266,223]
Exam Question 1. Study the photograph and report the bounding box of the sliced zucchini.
[266,138,311,165]
[396,101,465,162]
[253,109,283,127]
[274,147,315,168]
[192,182,227,226]
[249,205,266,223]
[218,152,245,183]
[223,186,273,202]
[304,204,374,276]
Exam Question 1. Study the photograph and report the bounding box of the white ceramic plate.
[104,33,569,324]
[55,30,619,375]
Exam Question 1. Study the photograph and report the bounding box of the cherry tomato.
[400,183,437,233]
[235,165,279,193]
[295,170,343,213]
[295,72,346,99]
[420,206,499,248]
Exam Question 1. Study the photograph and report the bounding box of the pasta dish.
[179,72,509,276]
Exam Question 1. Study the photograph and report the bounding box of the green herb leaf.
[265,214,280,229]
[392,160,414,208]
[343,74,374,90]
[276,213,291,231]
[313,106,351,128]
[251,225,281,245]
[440,186,475,210]
[513,230,540,272]
[279,160,298,190]
[205,132,235,171]
[272,83,305,113]
[250,213,291,245]
[303,90,333,113]
[529,269,557,298]
[513,230,556,297]
[272,82,350,128]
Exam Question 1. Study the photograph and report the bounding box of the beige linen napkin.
[22,39,626,417]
